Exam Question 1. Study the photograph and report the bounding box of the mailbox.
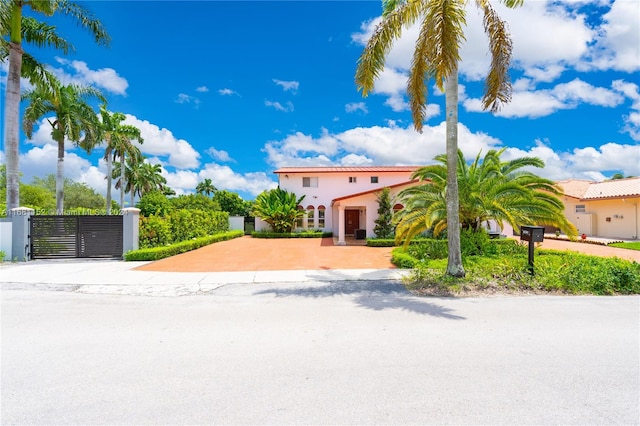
[520,225,545,242]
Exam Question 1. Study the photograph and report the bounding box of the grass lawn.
[609,242,640,251]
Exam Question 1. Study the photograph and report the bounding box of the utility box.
[520,225,545,242]
[354,229,366,240]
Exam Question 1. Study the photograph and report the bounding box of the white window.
[303,177,318,187]
[307,207,315,229]
[349,176,357,183]
[318,206,325,228]
[575,204,586,213]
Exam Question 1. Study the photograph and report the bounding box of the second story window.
[303,177,318,187]
[371,176,379,183]
[349,176,357,183]
[575,204,586,213]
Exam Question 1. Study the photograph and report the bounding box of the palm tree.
[356,0,523,277]
[395,149,578,244]
[22,77,104,213]
[113,156,167,207]
[1,0,109,211]
[196,178,217,196]
[111,129,143,210]
[98,105,144,214]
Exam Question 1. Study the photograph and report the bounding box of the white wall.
[229,216,245,232]
[0,219,12,260]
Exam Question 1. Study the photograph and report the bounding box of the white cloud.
[265,100,294,112]
[196,86,209,92]
[218,88,238,96]
[589,0,640,72]
[612,79,640,140]
[18,144,97,186]
[465,79,624,118]
[175,93,200,107]
[273,79,300,93]
[53,57,128,95]
[206,147,234,162]
[345,102,368,114]
[123,115,200,169]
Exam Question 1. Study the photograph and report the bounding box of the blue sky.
[2,0,639,202]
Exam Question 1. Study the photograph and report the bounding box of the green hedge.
[124,230,244,261]
[139,209,229,248]
[251,231,332,239]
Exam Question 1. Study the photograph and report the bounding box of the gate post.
[11,207,34,261]
[122,208,140,254]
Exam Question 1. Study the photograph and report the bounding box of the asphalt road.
[2,281,639,425]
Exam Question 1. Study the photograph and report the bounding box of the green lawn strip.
[609,242,640,251]
[393,245,640,296]
[124,230,244,261]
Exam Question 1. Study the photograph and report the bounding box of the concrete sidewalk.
[0,259,409,297]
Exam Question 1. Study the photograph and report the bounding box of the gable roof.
[558,178,640,200]
[332,180,420,204]
[274,166,421,174]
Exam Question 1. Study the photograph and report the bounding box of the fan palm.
[1,0,109,211]
[356,0,523,277]
[98,105,144,214]
[395,149,578,245]
[22,77,104,213]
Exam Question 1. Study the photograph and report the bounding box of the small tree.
[374,187,394,238]
[252,188,305,233]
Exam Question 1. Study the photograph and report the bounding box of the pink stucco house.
[273,166,420,245]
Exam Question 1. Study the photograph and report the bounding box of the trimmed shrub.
[139,215,172,248]
[125,230,244,261]
[251,230,332,239]
[391,248,419,268]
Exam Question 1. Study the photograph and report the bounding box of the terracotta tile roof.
[557,178,640,200]
[332,180,420,203]
[582,177,640,200]
[274,166,421,174]
[556,180,593,199]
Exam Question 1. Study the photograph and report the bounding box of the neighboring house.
[557,177,640,240]
[274,166,420,245]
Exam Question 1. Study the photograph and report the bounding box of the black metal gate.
[30,215,123,259]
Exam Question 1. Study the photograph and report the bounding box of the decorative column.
[11,207,34,261]
[337,205,346,245]
[122,207,140,254]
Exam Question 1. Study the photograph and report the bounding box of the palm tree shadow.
[253,280,465,320]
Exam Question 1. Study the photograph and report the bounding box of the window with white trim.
[307,207,315,228]
[303,177,318,187]
[318,206,325,228]
[349,176,357,183]
[575,204,586,213]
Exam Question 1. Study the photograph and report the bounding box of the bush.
[251,230,332,239]
[139,215,172,248]
[125,230,244,261]
[391,248,419,268]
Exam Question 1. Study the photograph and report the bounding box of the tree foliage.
[374,187,394,238]
[395,149,578,246]
[214,190,253,216]
[252,188,305,233]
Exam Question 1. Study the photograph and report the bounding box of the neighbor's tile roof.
[274,166,421,174]
[556,180,594,199]
[558,178,640,200]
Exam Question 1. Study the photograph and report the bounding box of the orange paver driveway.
[135,236,395,272]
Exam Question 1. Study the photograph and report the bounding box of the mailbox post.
[520,225,545,275]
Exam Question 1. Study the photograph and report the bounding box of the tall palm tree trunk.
[445,68,465,277]
[56,137,65,214]
[105,154,112,214]
[4,42,23,212]
[120,155,125,209]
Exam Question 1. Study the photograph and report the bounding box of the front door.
[345,210,359,235]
